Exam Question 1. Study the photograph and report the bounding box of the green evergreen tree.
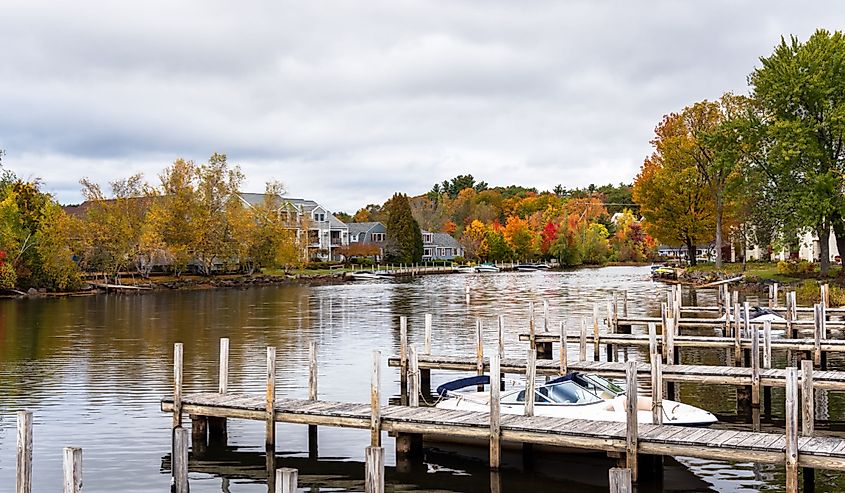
[384,193,423,263]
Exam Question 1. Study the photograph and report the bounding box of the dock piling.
[365,446,385,493]
[801,360,815,436]
[543,299,550,332]
[309,340,318,458]
[371,350,381,447]
[650,351,663,425]
[266,347,276,452]
[409,346,420,407]
[275,468,298,493]
[497,315,505,360]
[424,314,432,355]
[16,410,32,493]
[593,303,601,361]
[524,349,537,417]
[579,317,587,361]
[173,426,189,493]
[62,447,82,493]
[400,316,408,404]
[625,360,638,482]
[490,352,502,470]
[476,320,485,390]
[559,321,567,375]
[609,467,632,493]
[751,326,761,410]
[209,338,229,445]
[786,367,799,493]
[173,343,183,429]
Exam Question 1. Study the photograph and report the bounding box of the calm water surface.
[1,266,843,491]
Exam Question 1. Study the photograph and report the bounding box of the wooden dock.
[159,339,845,492]
[161,393,845,471]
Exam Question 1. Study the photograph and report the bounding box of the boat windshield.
[580,374,625,396]
[513,381,601,405]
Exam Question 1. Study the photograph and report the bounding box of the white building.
[238,193,349,261]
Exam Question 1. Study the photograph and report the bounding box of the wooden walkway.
[387,355,845,391]
[161,393,845,471]
[614,316,845,330]
[517,331,845,353]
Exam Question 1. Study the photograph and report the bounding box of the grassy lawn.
[685,261,843,284]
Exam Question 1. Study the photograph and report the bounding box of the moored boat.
[435,372,717,426]
[474,263,500,273]
[514,264,538,272]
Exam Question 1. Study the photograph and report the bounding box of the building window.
[314,213,325,222]
[424,248,434,257]
[423,233,433,243]
[351,234,358,242]
[371,233,385,242]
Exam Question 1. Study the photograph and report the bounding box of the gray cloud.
[2,0,844,212]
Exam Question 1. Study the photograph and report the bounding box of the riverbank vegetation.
[633,29,845,273]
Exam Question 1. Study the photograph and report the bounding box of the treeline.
[632,29,845,271]
[0,153,304,291]
[351,175,653,265]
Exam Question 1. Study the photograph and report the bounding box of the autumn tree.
[503,216,537,260]
[384,193,423,263]
[77,174,150,280]
[240,181,303,273]
[633,113,716,265]
[461,219,488,260]
[749,30,845,273]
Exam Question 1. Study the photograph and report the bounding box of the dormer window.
[314,213,325,222]
[423,233,433,243]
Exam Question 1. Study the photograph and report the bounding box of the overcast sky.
[2,1,844,213]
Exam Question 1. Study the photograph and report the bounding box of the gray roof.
[347,222,383,235]
[237,193,347,229]
[432,233,460,249]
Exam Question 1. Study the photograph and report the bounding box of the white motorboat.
[515,264,538,272]
[347,271,387,280]
[474,263,500,273]
[435,372,717,426]
[716,306,788,324]
[456,266,477,274]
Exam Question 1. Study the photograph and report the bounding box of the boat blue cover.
[436,375,490,396]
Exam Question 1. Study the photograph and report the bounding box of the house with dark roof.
[422,230,463,261]
[346,222,387,260]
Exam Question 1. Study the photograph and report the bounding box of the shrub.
[777,260,814,276]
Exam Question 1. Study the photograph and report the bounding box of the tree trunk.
[819,222,831,275]
[715,198,723,268]
[686,238,697,266]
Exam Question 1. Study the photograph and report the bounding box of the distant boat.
[347,271,385,280]
[533,264,551,270]
[717,306,788,324]
[515,264,538,272]
[474,263,500,273]
[456,266,476,274]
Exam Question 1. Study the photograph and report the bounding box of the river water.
[0,265,842,492]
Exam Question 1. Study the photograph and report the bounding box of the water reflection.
[0,266,841,492]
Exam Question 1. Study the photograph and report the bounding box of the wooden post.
[592,303,600,360]
[622,290,628,317]
[219,337,229,394]
[497,314,505,360]
[724,292,731,334]
[814,304,822,367]
[476,319,485,391]
[490,352,501,470]
[465,286,470,305]
[173,342,183,429]
[579,317,587,361]
[543,299,550,332]
[625,360,638,482]
[371,350,381,447]
[365,446,385,493]
[424,314,432,355]
[801,360,815,437]
[173,426,189,493]
[650,351,663,425]
[743,302,751,338]
[275,468,298,493]
[822,283,830,308]
[751,326,760,409]
[400,316,408,402]
[559,321,567,375]
[773,283,779,308]
[524,349,536,417]
[768,284,774,308]
[785,367,799,493]
[16,410,32,493]
[528,301,536,351]
[63,447,82,493]
[593,303,601,361]
[607,300,615,334]
[763,322,772,369]
[734,306,742,366]
[309,341,318,401]
[665,318,675,366]
[609,467,632,493]
[266,347,276,452]
[660,303,668,358]
[647,323,657,362]
[409,346,420,407]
